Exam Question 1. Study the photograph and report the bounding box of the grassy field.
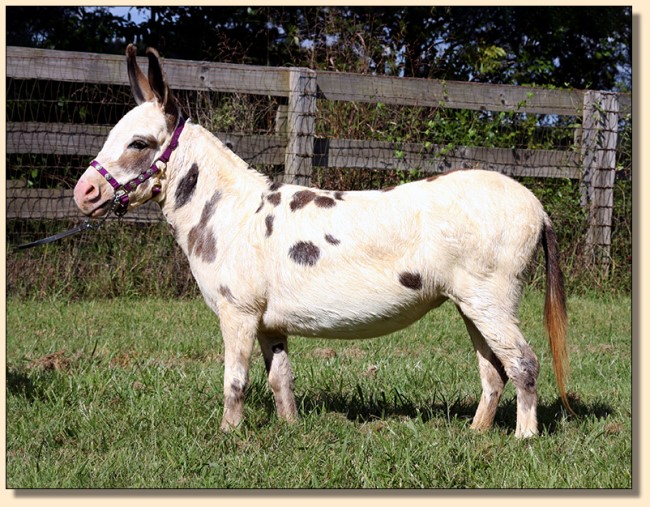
[6,291,632,489]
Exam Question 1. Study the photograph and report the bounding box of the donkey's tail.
[541,216,575,416]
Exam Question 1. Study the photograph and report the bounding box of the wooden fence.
[6,46,631,267]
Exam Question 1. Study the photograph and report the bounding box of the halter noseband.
[90,117,186,217]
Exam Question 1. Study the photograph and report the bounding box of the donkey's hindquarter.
[73,45,571,438]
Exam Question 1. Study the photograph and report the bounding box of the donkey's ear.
[145,47,178,117]
[126,44,155,105]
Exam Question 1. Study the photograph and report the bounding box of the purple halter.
[90,117,186,217]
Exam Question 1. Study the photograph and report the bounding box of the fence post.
[580,91,619,272]
[281,67,317,186]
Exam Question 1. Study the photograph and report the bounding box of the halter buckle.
[112,189,129,217]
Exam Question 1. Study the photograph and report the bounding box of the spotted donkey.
[74,45,573,438]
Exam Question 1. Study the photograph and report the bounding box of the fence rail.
[7,46,631,114]
[6,46,631,268]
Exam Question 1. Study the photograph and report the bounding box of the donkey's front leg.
[219,311,258,431]
[258,334,298,422]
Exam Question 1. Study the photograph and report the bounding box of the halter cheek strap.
[90,117,186,217]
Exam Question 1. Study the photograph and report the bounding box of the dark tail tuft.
[542,217,575,416]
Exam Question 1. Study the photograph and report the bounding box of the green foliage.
[6,6,631,90]
[6,293,631,488]
[7,222,199,301]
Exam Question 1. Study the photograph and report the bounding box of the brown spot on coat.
[269,181,284,192]
[219,285,235,303]
[290,190,316,211]
[265,215,274,237]
[324,234,340,245]
[512,344,539,392]
[116,137,157,177]
[315,196,336,208]
[381,185,396,192]
[203,192,221,222]
[229,379,246,402]
[267,192,282,206]
[334,191,346,201]
[289,241,320,266]
[188,227,217,263]
[399,271,423,290]
[187,192,221,262]
[174,163,199,210]
[255,197,265,214]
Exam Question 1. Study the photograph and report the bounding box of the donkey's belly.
[262,297,445,339]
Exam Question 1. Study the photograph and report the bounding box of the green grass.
[6,291,632,489]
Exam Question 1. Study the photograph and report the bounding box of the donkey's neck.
[160,122,269,223]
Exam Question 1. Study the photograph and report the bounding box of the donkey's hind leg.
[456,300,540,438]
[258,334,298,423]
[458,309,508,432]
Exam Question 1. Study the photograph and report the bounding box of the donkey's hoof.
[220,419,243,432]
[515,428,539,439]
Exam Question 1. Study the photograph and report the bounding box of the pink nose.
[73,177,101,208]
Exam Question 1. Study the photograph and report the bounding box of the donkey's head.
[74,45,183,218]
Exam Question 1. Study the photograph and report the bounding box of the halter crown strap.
[157,116,186,164]
[90,117,186,216]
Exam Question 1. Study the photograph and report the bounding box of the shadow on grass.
[6,367,40,402]
[493,395,614,435]
[7,365,614,437]
[296,388,613,436]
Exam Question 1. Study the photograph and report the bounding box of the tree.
[6,6,631,91]
[412,7,632,90]
[5,6,135,55]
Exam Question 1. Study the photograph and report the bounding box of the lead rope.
[13,192,120,251]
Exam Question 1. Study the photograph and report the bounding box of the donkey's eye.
[128,139,149,150]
